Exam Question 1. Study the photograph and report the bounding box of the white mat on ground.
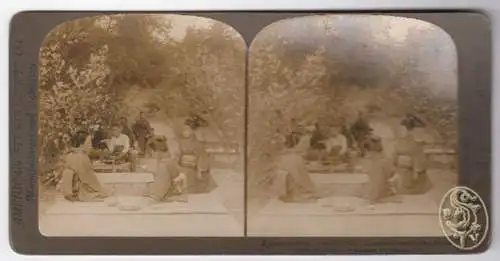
[46,193,228,215]
[257,194,438,216]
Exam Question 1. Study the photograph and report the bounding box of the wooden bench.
[203,141,239,155]
[93,162,132,173]
[202,142,241,168]
[424,148,456,167]
[313,173,369,197]
[95,172,154,196]
[306,164,355,174]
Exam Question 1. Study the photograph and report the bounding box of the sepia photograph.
[246,15,459,237]
[9,10,492,254]
[37,14,246,237]
[34,12,464,238]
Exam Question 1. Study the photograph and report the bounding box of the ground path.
[245,116,456,236]
[39,119,244,236]
[246,167,457,236]
[39,118,455,237]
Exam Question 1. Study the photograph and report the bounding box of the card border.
[9,11,491,255]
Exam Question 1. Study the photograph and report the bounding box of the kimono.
[122,124,136,147]
[177,137,216,193]
[60,148,108,201]
[350,117,372,154]
[310,128,326,150]
[285,131,303,148]
[147,135,168,152]
[393,137,433,195]
[149,156,186,202]
[185,114,209,130]
[401,114,426,130]
[273,149,317,202]
[132,118,152,154]
[324,134,348,163]
[307,127,328,161]
[341,125,355,148]
[358,153,395,204]
[91,128,108,150]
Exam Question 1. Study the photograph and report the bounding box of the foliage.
[39,18,116,183]
[104,14,176,90]
[387,83,458,148]
[38,15,246,186]
[147,23,246,143]
[382,26,458,148]
[38,15,458,193]
[247,39,334,192]
[246,17,459,195]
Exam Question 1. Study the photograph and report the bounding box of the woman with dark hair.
[309,122,326,150]
[285,118,303,147]
[350,111,372,156]
[185,113,209,130]
[392,121,433,195]
[401,113,426,131]
[89,124,109,161]
[176,125,216,194]
[323,125,349,163]
[357,133,396,205]
[306,122,328,161]
[273,133,318,203]
[91,125,108,150]
[60,130,108,201]
[146,135,187,202]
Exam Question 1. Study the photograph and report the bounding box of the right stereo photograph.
[246,14,459,237]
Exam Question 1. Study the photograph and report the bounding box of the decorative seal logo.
[439,186,489,250]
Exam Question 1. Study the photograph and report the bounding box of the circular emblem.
[439,186,489,250]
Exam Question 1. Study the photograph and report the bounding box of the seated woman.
[98,124,138,172]
[147,135,188,202]
[323,125,349,164]
[294,125,314,151]
[285,118,304,146]
[273,134,319,203]
[350,111,373,156]
[360,134,400,206]
[185,113,209,130]
[357,133,396,205]
[60,130,109,202]
[176,125,216,194]
[392,122,433,195]
[88,124,109,161]
[306,123,328,161]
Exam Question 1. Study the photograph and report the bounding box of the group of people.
[57,108,433,207]
[274,112,433,207]
[59,113,215,203]
[91,112,155,161]
[284,112,375,166]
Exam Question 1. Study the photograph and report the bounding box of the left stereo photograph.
[36,14,246,237]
